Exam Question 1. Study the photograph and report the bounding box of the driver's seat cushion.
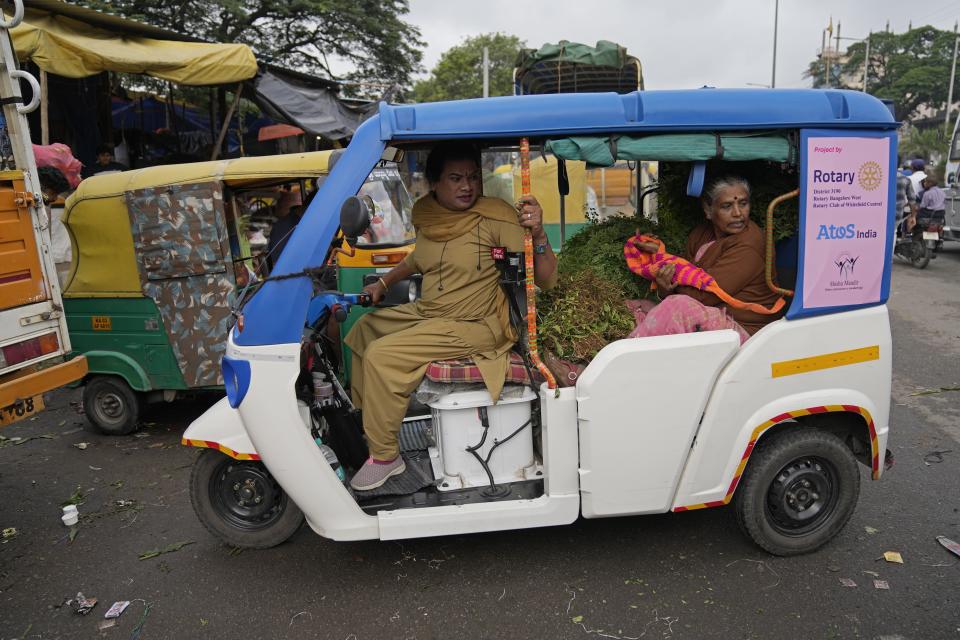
[425,352,537,385]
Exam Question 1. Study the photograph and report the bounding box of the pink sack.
[33,143,83,188]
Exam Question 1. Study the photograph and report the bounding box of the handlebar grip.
[333,304,348,323]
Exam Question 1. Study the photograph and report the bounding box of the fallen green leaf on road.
[909,386,960,396]
[571,615,584,624]
[865,526,879,534]
[2,527,17,539]
[68,527,79,543]
[139,540,195,560]
[62,486,86,507]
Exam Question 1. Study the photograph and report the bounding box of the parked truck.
[0,0,87,428]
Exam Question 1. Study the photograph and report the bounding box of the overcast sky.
[405,0,959,90]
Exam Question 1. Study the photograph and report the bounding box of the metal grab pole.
[771,0,779,89]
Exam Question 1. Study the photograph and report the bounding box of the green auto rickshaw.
[63,152,337,434]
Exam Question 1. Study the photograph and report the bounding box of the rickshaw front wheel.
[733,428,860,556]
[190,449,304,549]
[82,375,142,435]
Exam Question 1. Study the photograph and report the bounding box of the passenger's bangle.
[377,277,388,291]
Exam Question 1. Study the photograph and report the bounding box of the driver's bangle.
[377,277,388,291]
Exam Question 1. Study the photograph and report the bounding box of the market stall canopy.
[9,7,257,85]
[514,40,643,95]
[252,66,365,141]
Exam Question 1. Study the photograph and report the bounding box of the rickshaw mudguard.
[671,305,892,511]
[82,350,152,392]
[182,396,260,461]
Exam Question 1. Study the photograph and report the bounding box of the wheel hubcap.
[96,391,125,422]
[210,461,286,531]
[765,456,838,536]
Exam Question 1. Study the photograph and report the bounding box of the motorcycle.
[915,208,945,258]
[893,214,931,269]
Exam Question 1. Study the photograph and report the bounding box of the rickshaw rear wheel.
[190,449,304,549]
[733,428,860,556]
[82,375,142,435]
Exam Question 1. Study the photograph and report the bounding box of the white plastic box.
[429,387,538,491]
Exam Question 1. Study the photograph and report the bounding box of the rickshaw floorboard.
[357,476,545,515]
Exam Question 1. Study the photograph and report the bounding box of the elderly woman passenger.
[630,176,784,342]
[345,142,558,491]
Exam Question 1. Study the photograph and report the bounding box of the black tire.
[733,428,860,556]
[82,375,142,435]
[190,449,304,549]
[910,237,930,269]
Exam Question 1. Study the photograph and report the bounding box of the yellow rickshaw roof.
[63,152,333,297]
[69,151,334,202]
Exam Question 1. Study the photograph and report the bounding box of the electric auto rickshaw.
[63,152,415,434]
[184,89,896,556]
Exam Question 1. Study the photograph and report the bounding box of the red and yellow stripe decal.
[673,404,878,512]
[181,437,261,461]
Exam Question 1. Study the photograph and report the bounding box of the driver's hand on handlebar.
[363,278,387,305]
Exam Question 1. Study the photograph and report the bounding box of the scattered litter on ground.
[133,433,151,439]
[909,386,960,397]
[289,611,311,626]
[129,600,152,640]
[725,558,781,590]
[2,527,17,539]
[923,450,952,465]
[863,570,880,577]
[839,578,857,587]
[937,536,960,559]
[498,588,506,601]
[68,527,79,543]
[104,600,130,619]
[89,465,102,471]
[62,486,88,507]
[61,427,82,435]
[98,619,117,630]
[882,551,904,564]
[111,480,124,490]
[0,433,55,447]
[873,580,890,590]
[147,442,165,449]
[73,442,90,450]
[827,565,840,572]
[138,540,194,560]
[865,526,879,535]
[74,592,97,615]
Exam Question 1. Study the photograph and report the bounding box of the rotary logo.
[857,161,883,191]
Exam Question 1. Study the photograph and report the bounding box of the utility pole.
[482,46,490,98]
[770,0,779,88]
[862,34,871,92]
[946,35,959,137]
[822,28,829,87]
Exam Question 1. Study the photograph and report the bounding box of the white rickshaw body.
[184,89,897,553]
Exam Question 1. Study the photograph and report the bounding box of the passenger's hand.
[654,263,677,293]
[363,279,387,305]
[516,195,545,240]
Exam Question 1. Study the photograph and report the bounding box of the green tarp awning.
[546,134,795,167]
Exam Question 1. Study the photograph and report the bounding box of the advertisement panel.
[789,131,895,319]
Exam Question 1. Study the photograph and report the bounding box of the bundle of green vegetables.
[536,160,799,364]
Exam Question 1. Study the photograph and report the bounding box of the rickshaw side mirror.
[339,195,372,246]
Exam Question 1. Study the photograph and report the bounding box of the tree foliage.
[68,0,424,90]
[805,26,957,120]
[412,33,523,103]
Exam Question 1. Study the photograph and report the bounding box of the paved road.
[1,248,959,640]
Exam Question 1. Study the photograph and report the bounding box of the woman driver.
[345,142,558,491]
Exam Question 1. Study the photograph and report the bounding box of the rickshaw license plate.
[922,231,939,240]
[0,394,44,427]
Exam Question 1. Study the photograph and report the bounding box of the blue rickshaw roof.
[235,89,898,347]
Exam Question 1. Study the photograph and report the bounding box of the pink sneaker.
[349,457,406,491]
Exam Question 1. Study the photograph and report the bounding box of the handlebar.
[305,291,372,329]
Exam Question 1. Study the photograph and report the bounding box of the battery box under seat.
[426,386,541,491]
